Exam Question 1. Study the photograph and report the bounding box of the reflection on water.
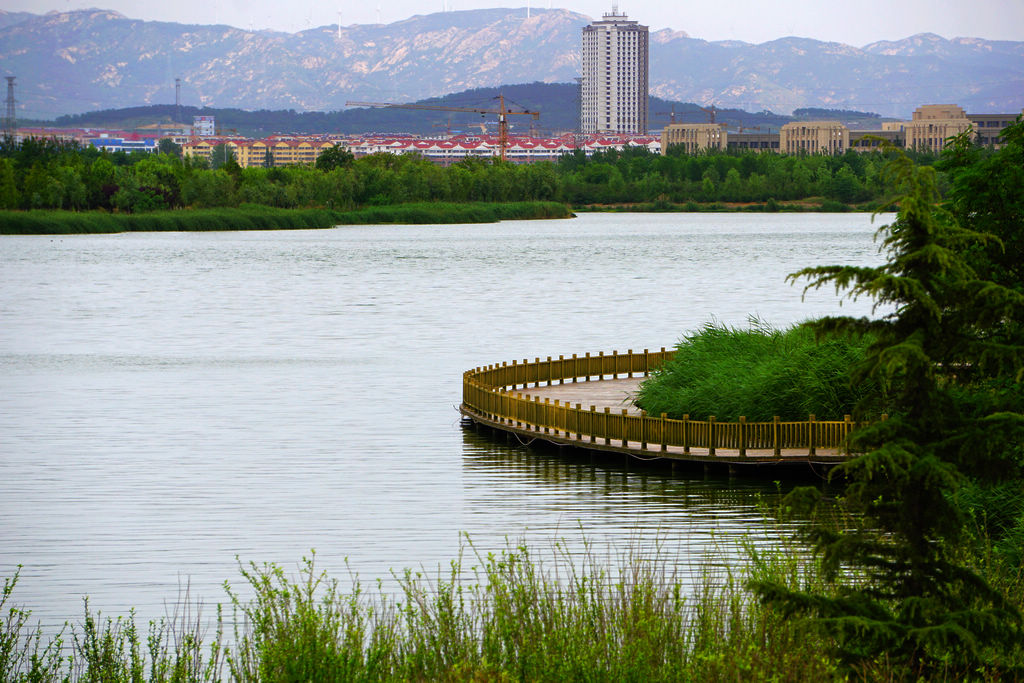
[457,426,837,581]
[0,213,879,631]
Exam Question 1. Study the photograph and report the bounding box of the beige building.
[779,121,849,154]
[903,104,973,154]
[661,123,727,153]
[183,137,337,168]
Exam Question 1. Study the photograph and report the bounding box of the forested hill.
[43,84,807,137]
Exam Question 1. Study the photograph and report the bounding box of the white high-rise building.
[581,7,648,135]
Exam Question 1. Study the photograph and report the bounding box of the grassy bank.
[636,320,879,422]
[0,202,574,235]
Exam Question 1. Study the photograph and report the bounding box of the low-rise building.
[87,135,159,154]
[969,111,1024,147]
[661,123,727,154]
[849,129,904,152]
[779,121,849,154]
[903,104,973,154]
[726,132,779,153]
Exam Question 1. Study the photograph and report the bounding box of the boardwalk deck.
[460,377,848,468]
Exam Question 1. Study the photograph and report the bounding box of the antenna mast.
[175,77,182,124]
[3,77,16,139]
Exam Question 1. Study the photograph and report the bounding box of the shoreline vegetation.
[4,531,1020,682]
[0,201,574,235]
[0,537,899,682]
[0,134,928,234]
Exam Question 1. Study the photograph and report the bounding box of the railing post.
[558,355,564,384]
[843,414,852,454]
[739,416,747,458]
[585,352,591,381]
[621,408,628,447]
[683,414,690,454]
[660,413,667,452]
[709,415,717,456]
[598,351,604,380]
[808,413,817,457]
[572,354,578,383]
[512,358,518,389]
[603,407,611,445]
[576,404,583,440]
[534,358,541,387]
[643,348,650,377]
[627,349,633,378]
[611,349,618,379]
[546,356,553,386]
[640,410,647,450]
[590,406,597,443]
[773,415,780,458]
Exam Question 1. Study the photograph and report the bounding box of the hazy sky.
[9,0,1024,45]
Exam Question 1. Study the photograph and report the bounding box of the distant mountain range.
[2,7,1023,121]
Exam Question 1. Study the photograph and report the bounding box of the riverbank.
[0,201,574,235]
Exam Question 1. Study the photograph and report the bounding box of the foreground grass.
[6,534,1022,681]
[636,319,880,422]
[3,538,842,682]
[0,202,574,235]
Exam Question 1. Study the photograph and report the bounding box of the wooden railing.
[461,348,861,460]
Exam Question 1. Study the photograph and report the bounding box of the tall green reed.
[636,318,879,422]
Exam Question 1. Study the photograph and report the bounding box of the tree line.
[0,133,946,214]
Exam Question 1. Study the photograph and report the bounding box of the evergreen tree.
[753,149,1024,677]
[939,116,1024,293]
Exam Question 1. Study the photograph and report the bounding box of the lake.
[0,212,887,630]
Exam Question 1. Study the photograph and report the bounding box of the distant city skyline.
[7,0,1024,47]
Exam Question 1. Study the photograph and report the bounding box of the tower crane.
[698,105,717,124]
[655,103,679,125]
[345,95,540,162]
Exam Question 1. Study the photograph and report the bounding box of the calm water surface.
[0,212,887,629]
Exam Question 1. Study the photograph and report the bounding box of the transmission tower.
[3,77,15,138]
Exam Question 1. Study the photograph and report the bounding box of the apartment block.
[581,8,649,134]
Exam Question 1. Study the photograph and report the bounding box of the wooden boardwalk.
[461,377,848,469]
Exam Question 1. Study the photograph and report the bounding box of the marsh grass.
[10,529,1020,680]
[2,535,845,682]
[0,202,573,235]
[636,319,879,421]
